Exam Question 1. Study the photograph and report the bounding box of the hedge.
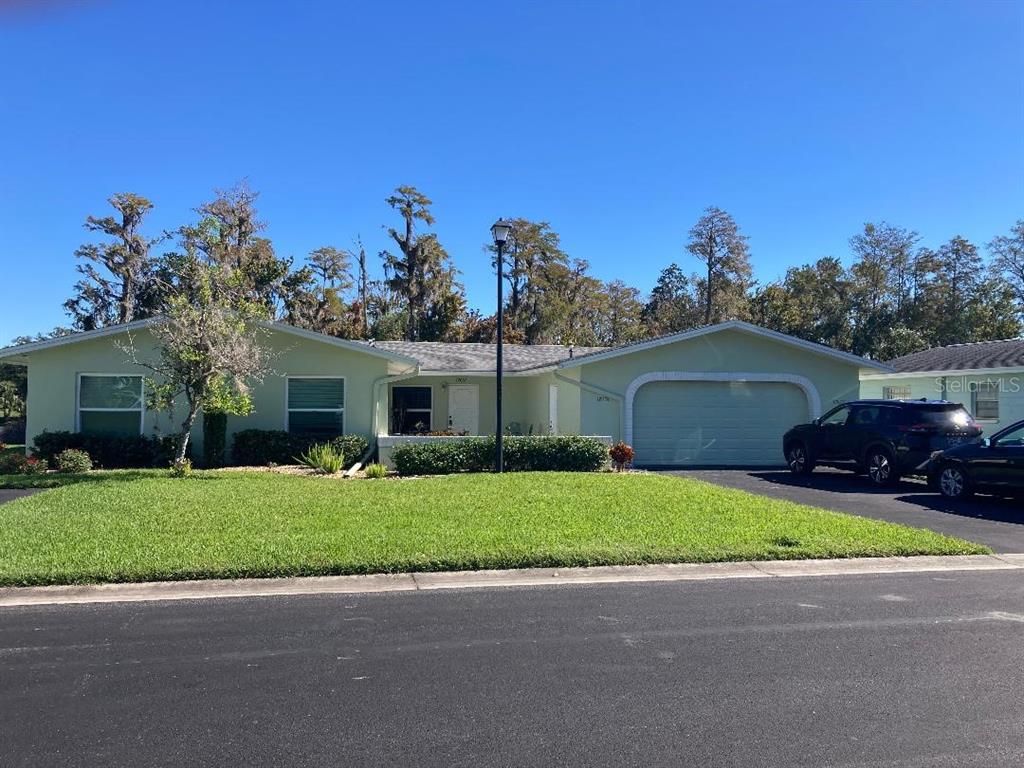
[230,430,368,469]
[32,431,180,469]
[390,435,609,476]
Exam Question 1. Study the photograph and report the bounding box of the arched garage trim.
[623,372,822,447]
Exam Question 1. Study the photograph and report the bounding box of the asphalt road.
[666,468,1024,553]
[3,572,1024,767]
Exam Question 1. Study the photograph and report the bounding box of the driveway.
[664,467,1024,553]
[0,489,42,505]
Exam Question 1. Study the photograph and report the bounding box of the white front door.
[447,385,479,434]
[548,384,558,435]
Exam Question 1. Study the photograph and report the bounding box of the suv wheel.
[786,443,814,475]
[938,465,973,499]
[866,448,899,487]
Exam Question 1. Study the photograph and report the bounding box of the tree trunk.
[704,230,715,326]
[359,246,368,338]
[176,400,201,463]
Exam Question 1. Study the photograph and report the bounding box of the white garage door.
[632,380,809,467]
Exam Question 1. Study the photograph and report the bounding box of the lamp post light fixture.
[490,218,513,473]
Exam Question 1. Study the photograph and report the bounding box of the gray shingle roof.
[365,341,606,373]
[887,339,1024,373]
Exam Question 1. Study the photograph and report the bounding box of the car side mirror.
[812,418,821,426]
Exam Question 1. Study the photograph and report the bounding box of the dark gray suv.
[782,399,983,487]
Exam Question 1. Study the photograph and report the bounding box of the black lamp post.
[491,218,512,473]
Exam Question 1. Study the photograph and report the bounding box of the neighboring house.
[860,339,1024,437]
[0,319,888,467]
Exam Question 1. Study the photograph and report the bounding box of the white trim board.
[623,371,822,447]
[559,320,893,373]
[861,366,1024,380]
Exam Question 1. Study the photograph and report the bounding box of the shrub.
[391,436,608,476]
[364,462,388,479]
[0,451,28,474]
[22,456,49,476]
[330,434,369,466]
[169,457,193,478]
[231,430,367,469]
[32,431,178,469]
[609,442,635,471]
[55,448,93,473]
[297,442,345,474]
[202,411,228,467]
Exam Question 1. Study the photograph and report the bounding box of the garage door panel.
[633,380,808,467]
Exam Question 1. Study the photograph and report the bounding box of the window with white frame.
[391,386,432,434]
[882,385,911,400]
[77,375,144,436]
[972,381,1000,421]
[287,377,345,436]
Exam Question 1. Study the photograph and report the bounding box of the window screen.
[882,385,911,400]
[78,375,144,436]
[391,386,432,434]
[972,381,999,420]
[287,377,345,436]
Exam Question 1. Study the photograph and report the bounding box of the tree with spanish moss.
[179,183,292,315]
[64,193,162,330]
[685,207,753,325]
[381,186,464,341]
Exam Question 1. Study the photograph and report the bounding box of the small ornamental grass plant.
[297,443,345,475]
[169,458,193,478]
[364,462,388,479]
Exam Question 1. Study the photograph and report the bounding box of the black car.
[925,419,1024,499]
[783,399,983,487]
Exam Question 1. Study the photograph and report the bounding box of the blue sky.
[1,0,1022,343]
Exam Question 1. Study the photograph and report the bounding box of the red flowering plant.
[609,442,635,472]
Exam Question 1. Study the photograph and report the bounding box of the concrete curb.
[1,554,1022,608]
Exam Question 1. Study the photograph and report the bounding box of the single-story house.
[860,339,1024,436]
[0,318,890,467]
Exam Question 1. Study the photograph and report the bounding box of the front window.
[994,424,1024,447]
[287,377,345,437]
[850,406,883,425]
[391,386,432,434]
[972,381,999,421]
[820,405,850,426]
[78,375,144,436]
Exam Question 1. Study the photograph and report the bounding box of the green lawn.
[0,471,988,586]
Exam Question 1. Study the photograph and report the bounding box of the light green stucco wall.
[860,372,1024,438]
[22,328,393,456]
[573,329,865,443]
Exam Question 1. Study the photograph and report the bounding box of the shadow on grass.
[0,470,227,491]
